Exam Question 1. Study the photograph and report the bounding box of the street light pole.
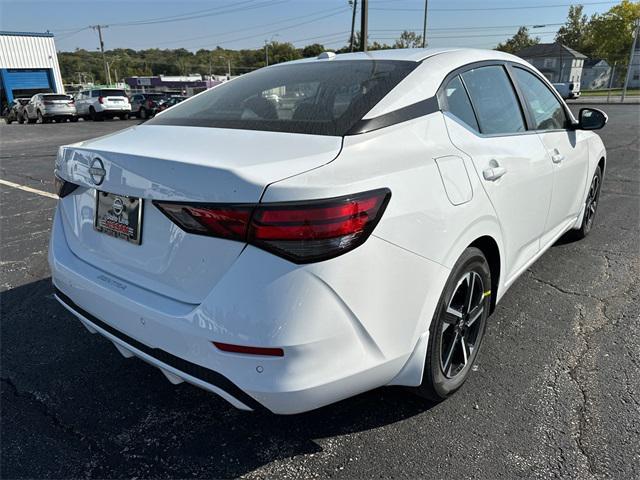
[422,0,428,48]
[91,25,110,84]
[349,0,358,52]
[360,0,368,52]
[621,19,640,103]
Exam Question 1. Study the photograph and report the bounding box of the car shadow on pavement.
[1,278,436,478]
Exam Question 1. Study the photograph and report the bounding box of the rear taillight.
[98,96,104,104]
[54,174,78,198]
[154,189,391,263]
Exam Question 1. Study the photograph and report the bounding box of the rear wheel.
[37,110,45,123]
[90,107,103,121]
[17,114,24,124]
[140,107,148,120]
[572,166,602,240]
[416,247,491,401]
[70,116,78,122]
[120,113,129,120]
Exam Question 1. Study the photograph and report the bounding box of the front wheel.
[416,247,491,401]
[571,166,603,240]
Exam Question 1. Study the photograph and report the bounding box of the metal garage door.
[1,68,53,102]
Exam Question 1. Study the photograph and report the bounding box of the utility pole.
[91,25,110,85]
[422,0,428,48]
[360,0,368,52]
[621,19,640,103]
[349,0,358,52]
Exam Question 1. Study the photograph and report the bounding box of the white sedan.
[50,48,607,414]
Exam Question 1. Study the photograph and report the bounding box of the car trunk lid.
[56,125,342,304]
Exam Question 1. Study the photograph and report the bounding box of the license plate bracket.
[94,191,143,245]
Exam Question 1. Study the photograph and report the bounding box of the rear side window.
[98,89,127,97]
[149,60,418,136]
[443,76,479,131]
[42,94,71,100]
[461,66,526,135]
[513,67,567,130]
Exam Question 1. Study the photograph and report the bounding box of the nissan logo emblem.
[88,158,106,186]
[112,197,124,216]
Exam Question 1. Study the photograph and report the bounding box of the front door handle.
[483,166,507,181]
[552,153,565,163]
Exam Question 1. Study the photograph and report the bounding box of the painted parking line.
[0,179,58,200]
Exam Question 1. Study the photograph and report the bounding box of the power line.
[370,1,617,12]
[127,6,349,48]
[112,0,289,27]
[186,8,350,50]
[369,23,565,32]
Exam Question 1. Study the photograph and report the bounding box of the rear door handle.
[552,153,565,163]
[483,166,507,181]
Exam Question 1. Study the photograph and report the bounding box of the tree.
[495,26,540,54]
[589,0,640,64]
[301,43,326,58]
[555,5,593,56]
[394,30,423,49]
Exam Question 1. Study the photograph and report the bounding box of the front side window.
[514,67,568,131]
[461,65,526,135]
[149,60,418,136]
[442,75,478,131]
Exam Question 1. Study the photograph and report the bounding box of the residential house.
[516,42,586,85]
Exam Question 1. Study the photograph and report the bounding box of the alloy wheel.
[584,174,600,231]
[440,270,485,379]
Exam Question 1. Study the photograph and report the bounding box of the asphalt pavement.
[1,109,638,479]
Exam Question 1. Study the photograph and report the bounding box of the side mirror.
[577,108,607,130]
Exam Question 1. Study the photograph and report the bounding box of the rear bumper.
[42,110,76,117]
[97,105,132,113]
[49,207,448,414]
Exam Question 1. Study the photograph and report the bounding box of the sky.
[0,0,621,53]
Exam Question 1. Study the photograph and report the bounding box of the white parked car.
[22,93,78,123]
[50,48,607,414]
[74,88,131,121]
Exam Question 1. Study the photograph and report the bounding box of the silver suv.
[22,94,78,123]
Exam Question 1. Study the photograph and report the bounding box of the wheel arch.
[469,235,501,314]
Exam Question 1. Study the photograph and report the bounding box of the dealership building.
[0,31,64,105]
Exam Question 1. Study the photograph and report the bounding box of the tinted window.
[443,76,478,131]
[42,94,71,100]
[461,66,525,135]
[98,89,127,97]
[513,67,567,130]
[149,60,418,136]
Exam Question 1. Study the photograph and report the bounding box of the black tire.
[70,116,78,122]
[90,107,103,121]
[571,166,603,240]
[120,113,129,120]
[37,110,45,124]
[6,118,12,124]
[27,113,36,124]
[416,247,491,401]
[139,107,148,120]
[17,114,24,124]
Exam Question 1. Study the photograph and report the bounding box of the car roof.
[279,47,524,66]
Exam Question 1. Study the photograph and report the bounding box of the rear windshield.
[42,94,72,100]
[148,60,417,136]
[96,89,127,97]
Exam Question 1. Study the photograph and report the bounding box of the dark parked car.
[3,98,30,124]
[130,93,169,119]
[157,95,188,113]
